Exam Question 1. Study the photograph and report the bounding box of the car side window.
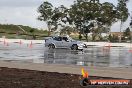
[53,37,62,41]
[62,37,68,42]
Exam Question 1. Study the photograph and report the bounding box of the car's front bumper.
[77,44,84,50]
[77,44,87,50]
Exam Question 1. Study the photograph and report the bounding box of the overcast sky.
[0,0,132,32]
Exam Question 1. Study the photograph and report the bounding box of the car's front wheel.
[71,44,78,50]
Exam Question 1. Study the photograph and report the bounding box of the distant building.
[110,32,132,36]
[110,32,123,36]
[69,32,132,38]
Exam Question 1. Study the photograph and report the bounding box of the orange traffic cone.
[19,40,22,45]
[129,49,132,52]
[129,44,132,53]
[4,39,6,45]
[29,41,33,48]
[6,42,9,46]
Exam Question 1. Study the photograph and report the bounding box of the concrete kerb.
[0,61,132,79]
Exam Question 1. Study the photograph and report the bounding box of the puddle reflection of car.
[45,35,87,50]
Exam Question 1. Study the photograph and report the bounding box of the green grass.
[0,24,48,39]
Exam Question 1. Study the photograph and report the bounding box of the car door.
[62,37,70,48]
[53,36,63,48]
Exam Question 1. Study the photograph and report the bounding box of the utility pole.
[119,20,123,43]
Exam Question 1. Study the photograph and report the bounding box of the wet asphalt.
[0,42,132,68]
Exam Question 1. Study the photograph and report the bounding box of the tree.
[68,0,101,41]
[99,2,118,42]
[37,0,129,42]
[68,0,118,41]
[117,0,129,42]
[124,27,130,36]
[123,27,131,40]
[29,29,36,39]
[60,26,75,35]
[51,5,69,31]
[38,1,53,36]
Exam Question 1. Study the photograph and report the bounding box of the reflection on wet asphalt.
[0,42,132,67]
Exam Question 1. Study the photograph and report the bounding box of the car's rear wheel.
[71,44,78,50]
[48,44,55,49]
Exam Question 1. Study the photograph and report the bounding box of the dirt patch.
[0,67,131,88]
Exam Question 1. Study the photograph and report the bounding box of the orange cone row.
[2,39,33,48]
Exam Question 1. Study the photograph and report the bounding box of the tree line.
[37,0,129,42]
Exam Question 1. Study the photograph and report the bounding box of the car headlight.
[83,44,87,48]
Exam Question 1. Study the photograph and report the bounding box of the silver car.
[45,36,87,50]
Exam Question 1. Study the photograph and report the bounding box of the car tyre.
[48,44,55,49]
[51,44,55,49]
[71,44,78,50]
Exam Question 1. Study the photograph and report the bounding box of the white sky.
[0,0,132,32]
